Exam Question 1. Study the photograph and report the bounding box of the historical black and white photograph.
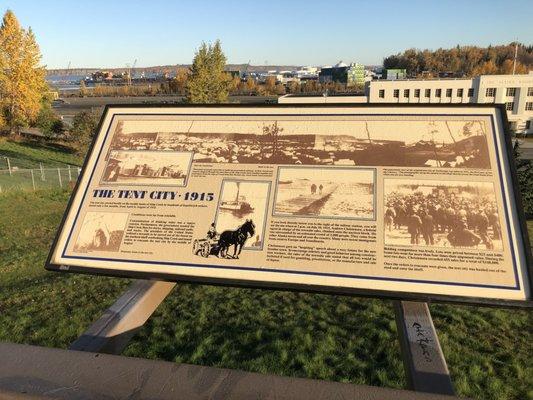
[384,179,502,250]
[109,119,490,168]
[73,212,128,253]
[102,150,192,185]
[274,167,374,219]
[192,181,269,258]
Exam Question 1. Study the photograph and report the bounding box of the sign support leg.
[394,301,455,395]
[70,280,176,355]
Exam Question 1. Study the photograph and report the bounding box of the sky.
[2,0,533,69]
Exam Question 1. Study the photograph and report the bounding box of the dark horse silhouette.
[217,219,255,259]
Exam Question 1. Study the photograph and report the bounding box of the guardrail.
[0,342,465,400]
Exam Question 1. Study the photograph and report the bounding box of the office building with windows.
[319,62,366,87]
[366,72,533,135]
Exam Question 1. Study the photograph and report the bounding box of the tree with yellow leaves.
[0,10,47,135]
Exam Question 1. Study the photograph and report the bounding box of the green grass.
[0,139,82,191]
[0,189,531,399]
[0,138,82,169]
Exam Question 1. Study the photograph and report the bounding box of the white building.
[278,93,368,104]
[279,72,533,135]
[296,66,319,78]
[367,72,533,134]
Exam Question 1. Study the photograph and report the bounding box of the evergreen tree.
[0,10,47,135]
[186,40,231,103]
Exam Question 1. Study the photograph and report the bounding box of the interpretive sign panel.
[47,105,532,306]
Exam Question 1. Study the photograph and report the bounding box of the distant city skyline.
[2,0,532,69]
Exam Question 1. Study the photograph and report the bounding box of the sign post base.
[71,282,455,395]
[69,279,176,354]
[394,301,455,395]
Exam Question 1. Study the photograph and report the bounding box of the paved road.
[52,95,277,124]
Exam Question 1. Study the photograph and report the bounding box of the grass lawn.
[0,139,82,191]
[0,138,81,169]
[0,189,531,399]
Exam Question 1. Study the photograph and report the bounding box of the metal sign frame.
[46,103,533,308]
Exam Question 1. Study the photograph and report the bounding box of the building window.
[414,89,420,98]
[393,89,399,98]
[526,120,531,130]
[425,89,431,98]
[379,89,385,98]
[505,102,514,111]
[457,88,464,97]
[528,87,533,96]
[526,102,533,111]
[435,89,442,98]
[486,87,496,97]
[468,88,474,97]
[506,87,516,97]
[446,88,452,97]
[404,89,410,98]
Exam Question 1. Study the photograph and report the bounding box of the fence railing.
[0,165,82,192]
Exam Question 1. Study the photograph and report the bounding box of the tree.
[79,80,88,97]
[513,141,533,215]
[383,43,533,77]
[471,60,498,76]
[244,77,257,94]
[263,76,277,95]
[499,59,527,75]
[229,75,241,93]
[262,121,284,160]
[0,10,47,135]
[69,111,99,155]
[34,100,64,138]
[287,80,300,94]
[186,40,231,103]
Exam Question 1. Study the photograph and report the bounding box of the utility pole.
[126,59,137,86]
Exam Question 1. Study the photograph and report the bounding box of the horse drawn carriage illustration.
[192,220,255,259]
[192,237,221,258]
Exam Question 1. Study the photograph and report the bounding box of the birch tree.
[0,10,47,135]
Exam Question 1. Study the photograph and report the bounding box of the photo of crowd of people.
[102,150,192,186]
[384,180,502,250]
[108,119,490,168]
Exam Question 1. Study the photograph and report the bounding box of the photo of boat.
[215,180,270,250]
[219,181,254,215]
